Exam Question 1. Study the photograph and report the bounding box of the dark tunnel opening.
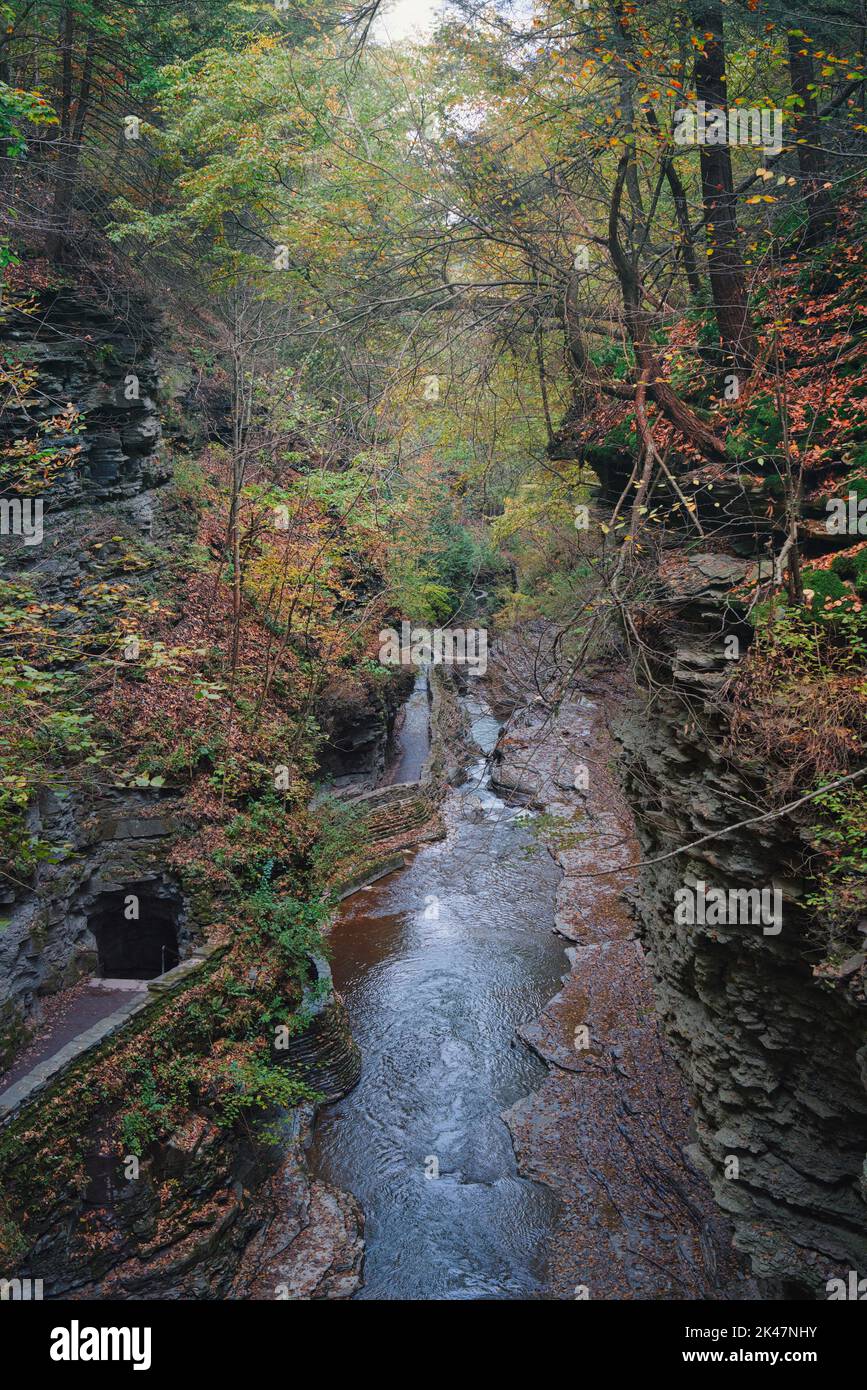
[88,885,181,980]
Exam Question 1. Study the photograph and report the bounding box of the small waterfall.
[385,663,431,785]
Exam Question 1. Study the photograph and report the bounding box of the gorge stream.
[309,688,567,1299]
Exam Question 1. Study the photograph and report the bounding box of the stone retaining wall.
[271,956,361,1103]
[0,945,224,1128]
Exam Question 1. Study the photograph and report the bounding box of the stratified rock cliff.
[1,287,165,500]
[0,286,174,1062]
[615,552,867,1297]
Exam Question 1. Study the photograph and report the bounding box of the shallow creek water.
[309,691,568,1299]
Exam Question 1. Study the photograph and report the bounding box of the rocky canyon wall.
[615,552,867,1297]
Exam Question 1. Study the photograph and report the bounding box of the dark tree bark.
[609,3,703,304]
[609,1,645,229]
[561,243,726,462]
[689,0,758,372]
[643,105,704,304]
[45,10,95,261]
[786,32,836,247]
[606,155,728,461]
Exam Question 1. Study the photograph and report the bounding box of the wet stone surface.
[492,675,755,1301]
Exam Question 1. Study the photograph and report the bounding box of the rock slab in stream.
[487,647,754,1300]
[230,1150,364,1301]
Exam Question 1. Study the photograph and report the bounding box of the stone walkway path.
[0,979,146,1095]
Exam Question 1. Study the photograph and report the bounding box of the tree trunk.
[643,106,704,303]
[45,20,95,261]
[608,5,703,304]
[609,1,645,230]
[607,155,728,461]
[786,33,836,247]
[689,0,758,373]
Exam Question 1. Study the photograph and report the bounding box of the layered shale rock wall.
[0,288,179,1063]
[2,287,165,501]
[615,553,867,1297]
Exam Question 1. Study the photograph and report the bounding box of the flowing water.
[382,665,431,784]
[310,689,567,1300]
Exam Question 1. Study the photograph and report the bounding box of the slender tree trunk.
[535,316,554,446]
[689,0,757,373]
[610,2,645,229]
[607,156,728,460]
[608,7,703,305]
[46,22,95,261]
[562,259,726,462]
[643,105,704,303]
[786,33,835,247]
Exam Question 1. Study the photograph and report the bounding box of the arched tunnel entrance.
[88,882,181,980]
